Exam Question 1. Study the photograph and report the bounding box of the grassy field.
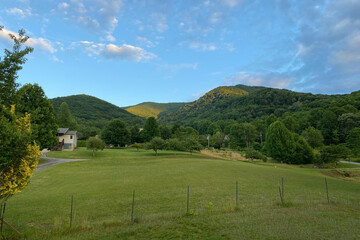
[4,148,360,239]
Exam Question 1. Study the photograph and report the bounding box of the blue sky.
[1,0,359,106]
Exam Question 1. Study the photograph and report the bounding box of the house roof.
[58,128,69,134]
[58,128,77,135]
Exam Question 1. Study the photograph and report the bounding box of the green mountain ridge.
[50,94,144,135]
[158,85,360,126]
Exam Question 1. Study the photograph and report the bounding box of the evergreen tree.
[16,83,58,149]
[265,121,295,163]
[142,117,160,142]
[57,102,78,130]
[130,125,142,143]
[101,119,130,147]
[0,28,33,107]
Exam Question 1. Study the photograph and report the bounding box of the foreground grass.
[4,148,360,239]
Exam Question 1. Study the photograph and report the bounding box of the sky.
[1,0,360,107]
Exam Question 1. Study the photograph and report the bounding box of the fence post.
[131,190,135,222]
[325,178,329,203]
[70,195,73,229]
[236,181,238,209]
[187,185,189,213]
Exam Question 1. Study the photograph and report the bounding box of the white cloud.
[58,2,69,10]
[152,13,169,33]
[61,0,122,40]
[0,28,56,53]
[224,72,294,89]
[189,41,217,51]
[136,36,155,48]
[103,44,156,61]
[5,8,32,18]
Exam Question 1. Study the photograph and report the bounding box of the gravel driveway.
[36,152,88,171]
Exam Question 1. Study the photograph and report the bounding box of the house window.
[70,136,73,139]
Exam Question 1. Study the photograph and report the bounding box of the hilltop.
[124,102,187,119]
[50,94,144,135]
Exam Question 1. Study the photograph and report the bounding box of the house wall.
[58,134,77,151]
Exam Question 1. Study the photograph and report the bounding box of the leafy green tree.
[301,126,324,148]
[319,144,351,165]
[171,124,181,134]
[131,143,144,151]
[338,113,360,142]
[346,127,360,156]
[16,83,58,149]
[282,115,299,132]
[142,117,160,142]
[160,125,172,140]
[210,131,224,149]
[0,29,40,204]
[183,136,203,154]
[130,125,142,143]
[174,126,199,141]
[265,121,295,163]
[0,106,41,203]
[207,122,221,135]
[146,137,165,156]
[101,119,130,147]
[292,134,314,164]
[86,137,105,157]
[165,138,185,151]
[265,114,277,127]
[0,27,33,107]
[57,102,78,130]
[229,123,257,148]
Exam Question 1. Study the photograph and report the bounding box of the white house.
[57,128,77,151]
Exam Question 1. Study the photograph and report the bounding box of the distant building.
[56,128,77,151]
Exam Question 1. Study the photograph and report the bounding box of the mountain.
[124,102,187,119]
[158,84,360,126]
[50,95,144,135]
[158,85,262,124]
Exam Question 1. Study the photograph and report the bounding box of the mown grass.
[4,148,360,239]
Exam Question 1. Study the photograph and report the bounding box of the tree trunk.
[92,150,95,157]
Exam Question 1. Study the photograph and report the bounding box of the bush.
[77,140,86,147]
[245,149,268,162]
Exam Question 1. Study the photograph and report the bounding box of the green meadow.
[4,148,360,239]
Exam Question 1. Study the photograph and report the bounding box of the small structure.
[56,128,77,151]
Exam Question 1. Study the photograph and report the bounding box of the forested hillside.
[51,95,144,136]
[125,102,187,119]
[159,86,251,123]
[159,85,355,126]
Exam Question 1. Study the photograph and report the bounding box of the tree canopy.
[16,83,58,149]
[101,119,130,147]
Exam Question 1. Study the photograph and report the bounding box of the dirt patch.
[322,169,360,183]
[201,149,247,161]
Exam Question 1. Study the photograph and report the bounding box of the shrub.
[245,149,268,162]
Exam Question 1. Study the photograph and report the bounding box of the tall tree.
[130,125,142,143]
[346,127,360,156]
[301,126,324,148]
[230,123,257,148]
[57,102,78,130]
[0,28,33,107]
[265,121,295,163]
[16,83,58,149]
[142,117,160,142]
[0,106,41,204]
[101,119,130,147]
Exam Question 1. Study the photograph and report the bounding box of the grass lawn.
[4,148,360,239]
